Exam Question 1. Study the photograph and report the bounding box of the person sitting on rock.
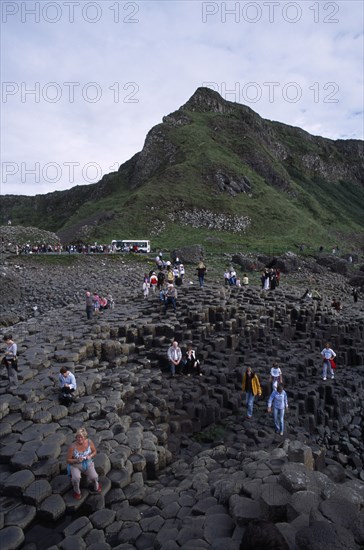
[167,340,182,377]
[59,366,77,405]
[242,273,249,286]
[67,427,101,500]
[99,296,108,310]
[184,344,202,376]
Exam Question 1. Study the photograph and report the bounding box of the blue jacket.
[268,390,288,410]
[59,372,77,390]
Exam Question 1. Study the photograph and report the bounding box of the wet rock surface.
[0,253,363,549]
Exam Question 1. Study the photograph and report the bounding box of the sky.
[1,0,363,196]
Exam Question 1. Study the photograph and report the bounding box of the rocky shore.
[0,252,363,549]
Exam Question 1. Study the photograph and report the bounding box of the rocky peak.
[181,86,237,115]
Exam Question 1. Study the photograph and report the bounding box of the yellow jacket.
[242,373,262,396]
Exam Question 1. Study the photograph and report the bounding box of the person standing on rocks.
[85,291,93,320]
[92,292,100,314]
[196,261,206,288]
[67,427,101,499]
[164,284,177,314]
[270,363,283,391]
[267,384,288,436]
[242,367,262,419]
[59,366,77,404]
[321,342,336,381]
[167,340,182,377]
[352,287,358,303]
[1,334,18,389]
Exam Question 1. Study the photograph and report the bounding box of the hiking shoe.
[96,484,102,493]
[280,432,284,436]
[73,492,81,500]
[331,375,335,379]
[322,377,327,381]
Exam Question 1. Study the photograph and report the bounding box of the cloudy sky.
[1,0,363,196]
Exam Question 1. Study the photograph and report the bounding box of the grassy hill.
[1,88,363,254]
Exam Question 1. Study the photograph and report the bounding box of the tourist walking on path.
[196,261,206,288]
[270,363,283,391]
[321,342,336,381]
[167,340,182,377]
[1,334,18,389]
[242,367,262,419]
[267,384,288,435]
[67,427,101,500]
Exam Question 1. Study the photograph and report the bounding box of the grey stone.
[59,535,87,550]
[0,526,25,550]
[63,516,93,538]
[287,490,321,521]
[280,463,309,493]
[38,494,66,520]
[295,520,358,550]
[204,513,235,543]
[260,483,290,522]
[3,470,35,496]
[4,504,36,529]
[23,479,52,505]
[89,509,116,529]
[228,495,263,526]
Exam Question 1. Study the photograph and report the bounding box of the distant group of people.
[261,268,280,290]
[241,363,287,435]
[241,343,337,435]
[85,291,114,319]
[224,269,249,287]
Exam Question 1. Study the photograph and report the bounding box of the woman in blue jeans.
[267,385,288,436]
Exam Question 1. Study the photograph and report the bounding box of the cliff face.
[1,87,363,246]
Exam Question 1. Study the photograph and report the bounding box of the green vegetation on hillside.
[1,88,363,254]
